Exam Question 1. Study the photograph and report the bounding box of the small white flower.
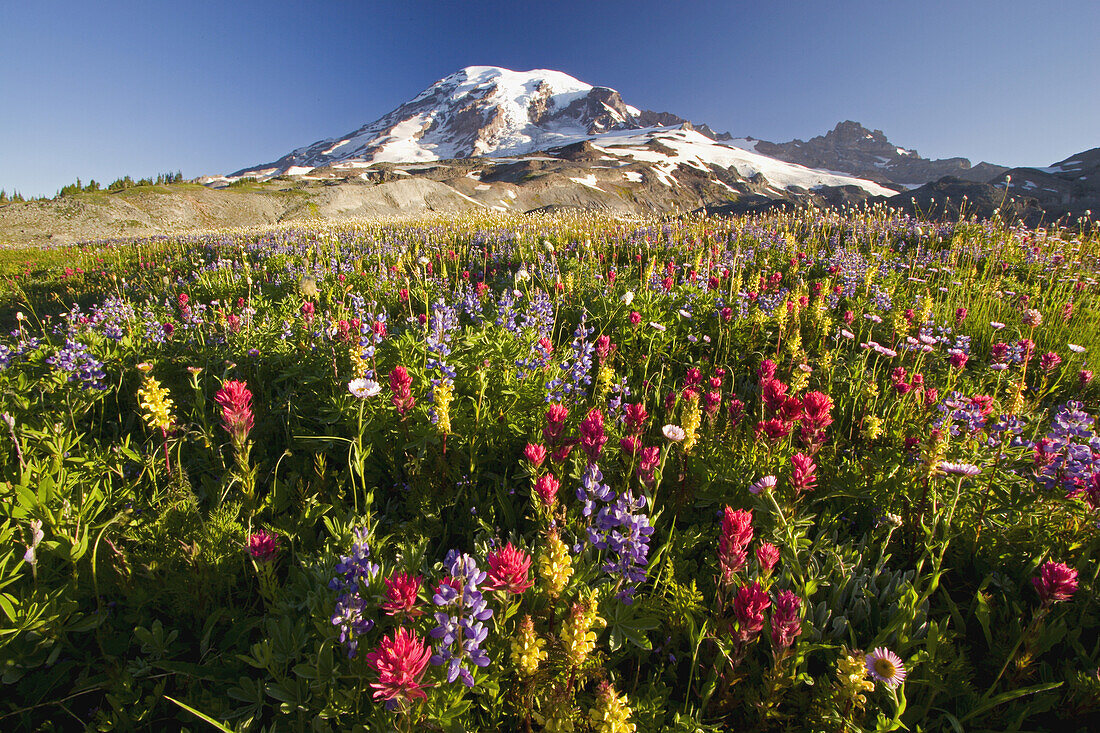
[543,241,555,253]
[348,378,381,399]
[649,321,666,332]
[662,424,685,442]
[418,256,430,266]
[515,269,530,282]
[15,311,24,321]
[621,291,634,305]
[1069,343,1086,353]
[990,321,1005,330]
[678,309,692,319]
[23,519,43,567]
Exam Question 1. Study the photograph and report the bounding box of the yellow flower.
[433,381,454,434]
[589,682,636,733]
[349,346,369,379]
[595,364,614,403]
[561,599,602,665]
[836,650,875,708]
[510,615,546,677]
[138,376,174,432]
[539,529,573,599]
[681,391,701,454]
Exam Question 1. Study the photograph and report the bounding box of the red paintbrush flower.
[484,543,533,594]
[380,572,422,617]
[1033,561,1078,606]
[790,453,817,494]
[365,627,432,705]
[215,380,254,442]
[719,508,753,583]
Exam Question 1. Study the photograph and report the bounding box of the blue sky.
[2,0,1098,197]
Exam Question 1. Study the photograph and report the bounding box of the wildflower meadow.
[1,208,1098,731]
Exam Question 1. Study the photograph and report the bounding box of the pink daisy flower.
[865,647,907,687]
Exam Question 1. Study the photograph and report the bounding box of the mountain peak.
[234,66,648,176]
[752,121,1009,186]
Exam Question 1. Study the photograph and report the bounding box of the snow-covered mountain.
[229,66,895,197]
[234,66,649,176]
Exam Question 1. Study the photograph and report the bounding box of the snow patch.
[569,174,605,191]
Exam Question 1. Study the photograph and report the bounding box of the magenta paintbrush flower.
[733,581,770,641]
[215,380,254,442]
[1032,561,1078,606]
[719,507,753,583]
[388,366,415,416]
[247,529,279,562]
[790,453,817,494]
[524,443,547,468]
[365,627,432,705]
[770,590,802,649]
[484,542,533,594]
[381,572,423,617]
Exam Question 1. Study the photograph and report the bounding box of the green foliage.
[0,210,1098,730]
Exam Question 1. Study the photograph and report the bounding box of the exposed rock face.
[208,67,1094,227]
[984,147,1100,221]
[881,147,1100,225]
[884,176,1045,224]
[232,66,737,178]
[753,121,1009,186]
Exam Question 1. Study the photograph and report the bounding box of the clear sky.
[2,0,1098,197]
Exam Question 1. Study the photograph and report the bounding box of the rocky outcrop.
[753,121,1009,187]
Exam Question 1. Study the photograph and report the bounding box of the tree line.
[0,171,185,203]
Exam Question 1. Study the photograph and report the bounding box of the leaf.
[974,592,994,650]
[0,594,22,628]
[164,695,236,733]
[962,681,1063,723]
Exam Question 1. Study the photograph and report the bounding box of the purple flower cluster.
[458,282,484,324]
[546,313,594,403]
[589,488,654,603]
[934,391,985,435]
[430,550,493,687]
[329,527,380,658]
[494,288,520,334]
[575,462,653,602]
[1035,401,1100,498]
[46,339,107,390]
[425,299,458,385]
[576,462,615,518]
[521,289,554,339]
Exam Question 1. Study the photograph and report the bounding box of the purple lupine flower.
[1034,401,1100,498]
[430,550,493,687]
[45,339,107,390]
[329,526,380,657]
[583,469,654,602]
[576,461,615,518]
[546,312,595,403]
[494,288,520,334]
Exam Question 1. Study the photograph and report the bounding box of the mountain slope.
[234,66,651,176]
[750,121,1009,187]
[229,67,896,199]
